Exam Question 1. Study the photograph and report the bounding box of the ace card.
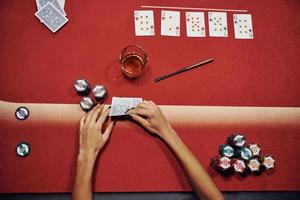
[186,12,206,37]
[233,14,254,39]
[134,10,155,36]
[208,12,228,37]
[161,10,180,36]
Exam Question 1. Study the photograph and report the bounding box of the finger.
[130,113,151,127]
[102,121,115,142]
[90,104,104,122]
[148,101,156,105]
[143,100,151,104]
[126,108,150,117]
[85,105,99,123]
[96,108,110,127]
[136,102,152,109]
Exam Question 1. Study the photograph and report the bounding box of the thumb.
[102,121,115,141]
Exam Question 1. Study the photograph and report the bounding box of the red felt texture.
[0,0,300,193]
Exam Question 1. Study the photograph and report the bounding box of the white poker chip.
[80,97,95,111]
[15,107,30,120]
[74,79,90,94]
[93,85,107,99]
[16,142,31,157]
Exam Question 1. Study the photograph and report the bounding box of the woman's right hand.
[126,100,174,139]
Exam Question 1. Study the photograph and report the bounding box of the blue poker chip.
[16,142,31,157]
[15,106,30,120]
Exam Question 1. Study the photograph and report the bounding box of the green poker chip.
[16,142,31,157]
[219,144,234,158]
[240,147,253,161]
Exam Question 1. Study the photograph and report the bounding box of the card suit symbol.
[169,28,172,31]
[150,25,154,29]
[240,31,242,33]
[201,27,204,30]
[197,17,199,20]
[245,25,247,28]
[169,16,172,19]
[146,28,149,30]
[176,26,179,30]
[209,18,212,21]
[141,28,144,30]
[141,16,143,18]
[187,18,190,22]
[146,16,148,18]
[135,17,139,21]
[234,20,238,24]
[197,29,200,32]
[192,25,194,28]
[192,29,195,31]
[141,21,143,24]
[249,29,252,32]
[224,27,227,30]
[239,19,241,22]
[162,17,165,20]
[192,17,194,20]
[146,21,148,24]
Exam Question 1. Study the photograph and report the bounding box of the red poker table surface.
[0,0,300,193]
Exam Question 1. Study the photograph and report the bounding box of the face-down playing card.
[134,10,155,36]
[233,14,254,39]
[35,2,68,33]
[208,12,228,37]
[186,12,206,37]
[161,10,180,36]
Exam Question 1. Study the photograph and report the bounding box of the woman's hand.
[79,104,115,158]
[126,100,174,139]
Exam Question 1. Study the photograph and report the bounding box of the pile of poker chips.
[73,79,107,111]
[211,133,276,176]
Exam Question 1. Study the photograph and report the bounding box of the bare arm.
[72,105,115,200]
[127,101,224,200]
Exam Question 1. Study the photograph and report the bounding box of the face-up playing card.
[186,12,206,37]
[35,2,68,33]
[208,12,228,37]
[134,10,155,36]
[233,14,254,39]
[37,0,66,16]
[109,97,143,116]
[161,10,180,36]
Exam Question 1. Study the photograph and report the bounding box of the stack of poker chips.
[211,133,276,176]
[73,79,107,111]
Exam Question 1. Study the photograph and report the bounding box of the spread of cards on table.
[134,10,254,39]
[34,0,68,33]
